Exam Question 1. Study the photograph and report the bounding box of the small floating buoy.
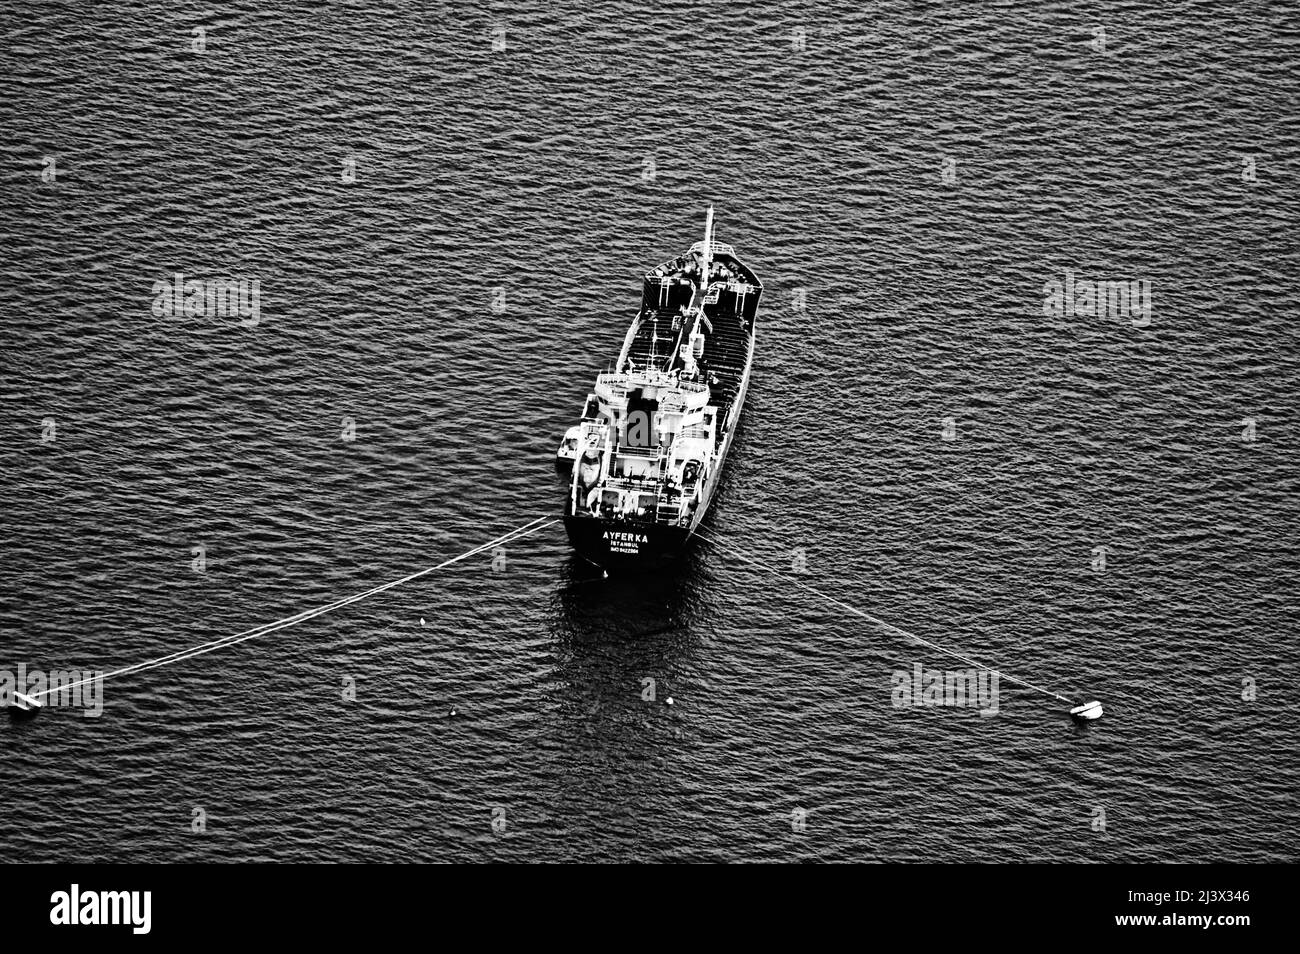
[419,617,426,626]
[1070,700,1103,721]
[665,697,674,706]
[449,708,457,717]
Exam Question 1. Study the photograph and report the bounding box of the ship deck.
[626,307,751,427]
[626,253,757,431]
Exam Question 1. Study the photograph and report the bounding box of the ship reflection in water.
[544,547,715,749]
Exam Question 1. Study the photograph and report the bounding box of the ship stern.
[563,513,693,571]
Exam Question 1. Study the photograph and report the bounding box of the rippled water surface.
[2,0,1297,862]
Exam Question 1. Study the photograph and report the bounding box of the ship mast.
[677,205,714,382]
[699,204,714,294]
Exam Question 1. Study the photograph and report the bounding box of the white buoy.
[1070,700,1103,721]
[419,617,426,626]
[666,697,674,706]
[450,708,457,717]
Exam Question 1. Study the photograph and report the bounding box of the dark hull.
[563,514,694,571]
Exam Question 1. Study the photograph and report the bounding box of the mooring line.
[30,516,560,700]
[692,527,1091,713]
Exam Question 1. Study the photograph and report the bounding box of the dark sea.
[2,0,1297,863]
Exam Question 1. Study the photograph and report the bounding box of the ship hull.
[558,210,760,571]
[563,514,694,570]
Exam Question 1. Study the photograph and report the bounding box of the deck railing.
[586,498,688,526]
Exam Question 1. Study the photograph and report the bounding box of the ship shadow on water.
[543,547,716,745]
[550,546,710,654]
[529,551,721,853]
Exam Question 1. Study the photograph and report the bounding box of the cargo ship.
[556,207,761,569]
